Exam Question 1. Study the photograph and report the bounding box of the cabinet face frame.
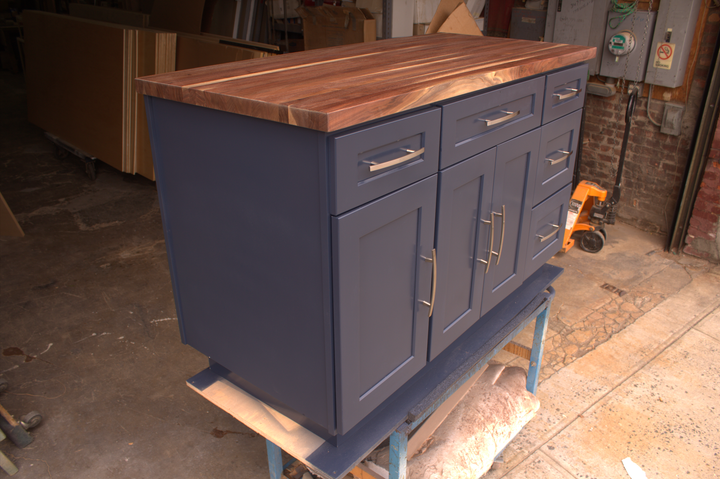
[332,176,437,434]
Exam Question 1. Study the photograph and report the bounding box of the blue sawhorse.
[263,286,554,479]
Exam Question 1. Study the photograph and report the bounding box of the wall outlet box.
[660,102,684,136]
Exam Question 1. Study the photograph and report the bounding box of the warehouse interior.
[1,0,720,478]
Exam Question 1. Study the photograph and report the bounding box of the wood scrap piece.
[426,0,464,34]
[502,341,531,360]
[435,3,483,36]
[0,193,23,237]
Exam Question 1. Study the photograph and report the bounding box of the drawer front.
[525,184,571,279]
[330,108,441,215]
[534,109,582,205]
[543,64,587,124]
[440,76,545,169]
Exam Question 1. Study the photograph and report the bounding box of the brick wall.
[579,10,720,236]
[683,124,720,262]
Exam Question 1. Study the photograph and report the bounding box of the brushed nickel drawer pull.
[419,248,437,317]
[477,215,494,274]
[364,147,425,172]
[553,88,581,101]
[482,110,520,127]
[492,205,505,265]
[536,224,560,242]
[545,150,572,166]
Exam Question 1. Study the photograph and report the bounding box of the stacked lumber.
[23,11,275,181]
[23,11,175,179]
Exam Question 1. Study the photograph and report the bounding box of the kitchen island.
[136,34,595,445]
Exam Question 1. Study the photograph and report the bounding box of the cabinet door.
[332,175,437,434]
[429,148,495,360]
[481,129,540,316]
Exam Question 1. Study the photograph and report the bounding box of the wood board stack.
[23,11,276,181]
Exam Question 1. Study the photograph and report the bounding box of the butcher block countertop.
[136,34,596,132]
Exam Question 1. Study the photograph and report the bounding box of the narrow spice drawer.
[542,63,587,124]
[440,76,545,169]
[329,108,441,215]
[525,184,571,279]
[533,109,582,205]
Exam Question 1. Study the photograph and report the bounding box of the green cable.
[608,0,638,29]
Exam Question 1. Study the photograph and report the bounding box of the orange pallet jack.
[562,88,637,254]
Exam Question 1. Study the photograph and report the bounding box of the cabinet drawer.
[543,64,587,124]
[329,108,441,215]
[440,77,544,169]
[533,109,582,205]
[525,184,571,278]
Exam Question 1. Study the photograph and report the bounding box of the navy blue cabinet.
[144,63,588,441]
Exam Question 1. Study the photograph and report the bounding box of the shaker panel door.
[429,148,495,360]
[333,175,437,434]
[481,129,540,316]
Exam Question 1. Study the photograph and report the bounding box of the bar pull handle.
[363,147,425,172]
[545,150,572,166]
[481,110,520,127]
[492,205,505,265]
[553,88,581,101]
[419,248,437,317]
[477,216,493,274]
[536,224,560,242]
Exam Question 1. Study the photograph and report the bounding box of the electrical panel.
[547,0,607,76]
[599,10,656,82]
[645,0,703,88]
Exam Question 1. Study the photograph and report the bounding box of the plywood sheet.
[149,0,206,34]
[69,3,150,27]
[176,34,268,71]
[24,11,125,171]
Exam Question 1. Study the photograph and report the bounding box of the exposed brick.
[698,187,720,203]
[690,207,720,225]
[687,224,716,241]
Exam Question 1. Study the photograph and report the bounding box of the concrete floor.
[1,69,719,478]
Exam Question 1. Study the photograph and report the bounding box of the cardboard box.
[297,6,376,50]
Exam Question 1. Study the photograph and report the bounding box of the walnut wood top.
[136,34,595,132]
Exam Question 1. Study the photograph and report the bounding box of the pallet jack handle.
[610,88,637,207]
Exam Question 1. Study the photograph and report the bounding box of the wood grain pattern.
[136,34,596,132]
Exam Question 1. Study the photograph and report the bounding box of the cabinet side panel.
[146,98,332,430]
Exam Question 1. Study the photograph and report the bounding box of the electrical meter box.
[645,0,703,88]
[599,10,656,82]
